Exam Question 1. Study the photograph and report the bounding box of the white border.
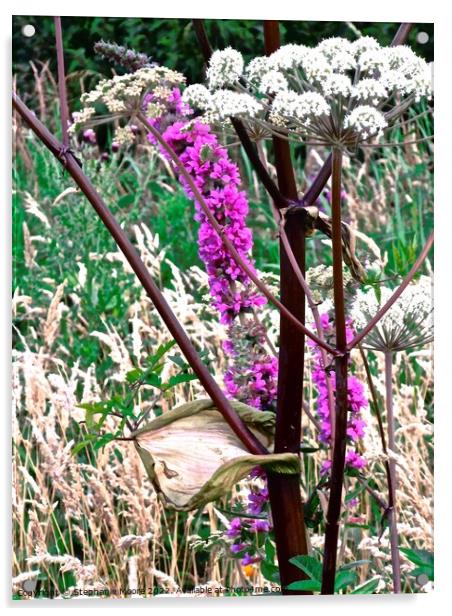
[3,1,451,614]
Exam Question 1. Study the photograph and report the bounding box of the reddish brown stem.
[321,147,348,595]
[12,92,267,457]
[263,19,310,595]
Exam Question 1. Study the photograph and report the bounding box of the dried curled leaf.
[132,399,299,511]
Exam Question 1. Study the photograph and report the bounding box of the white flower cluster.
[206,47,244,89]
[344,105,388,140]
[270,91,330,126]
[182,86,262,121]
[351,275,433,351]
[185,36,432,147]
[71,66,186,133]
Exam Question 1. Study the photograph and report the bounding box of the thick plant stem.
[263,19,310,595]
[12,92,268,457]
[385,351,402,593]
[321,148,348,595]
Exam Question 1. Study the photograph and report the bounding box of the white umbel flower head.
[211,90,262,119]
[182,84,213,110]
[302,51,333,82]
[351,276,433,352]
[321,74,353,97]
[207,47,244,89]
[268,44,308,70]
[295,92,330,122]
[259,70,289,94]
[350,36,381,58]
[330,51,357,73]
[317,37,353,59]
[344,105,387,140]
[245,56,270,86]
[358,49,389,74]
[352,78,388,105]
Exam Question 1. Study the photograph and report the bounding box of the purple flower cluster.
[147,88,277,410]
[309,312,367,472]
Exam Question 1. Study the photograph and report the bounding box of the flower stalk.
[385,350,402,593]
[321,146,349,594]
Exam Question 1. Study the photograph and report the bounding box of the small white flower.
[245,56,270,86]
[358,49,389,73]
[352,78,388,105]
[350,36,381,58]
[207,47,244,89]
[344,105,387,140]
[268,44,308,70]
[351,276,433,351]
[321,74,353,97]
[270,91,330,125]
[211,90,262,119]
[317,37,353,59]
[302,51,333,82]
[295,92,331,120]
[330,51,356,73]
[182,84,213,110]
[113,125,135,146]
[380,70,410,94]
[259,70,289,94]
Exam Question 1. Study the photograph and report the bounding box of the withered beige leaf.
[132,399,299,511]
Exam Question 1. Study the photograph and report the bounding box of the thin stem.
[54,17,70,148]
[13,92,267,457]
[139,113,338,356]
[348,231,434,350]
[359,345,400,589]
[321,147,349,595]
[391,23,413,46]
[384,351,402,593]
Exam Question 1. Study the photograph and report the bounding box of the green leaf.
[410,565,434,581]
[338,559,372,571]
[264,537,276,562]
[286,580,321,592]
[126,368,143,383]
[350,577,380,594]
[289,555,323,582]
[164,373,198,389]
[146,341,176,370]
[334,570,358,592]
[260,560,280,584]
[400,548,433,568]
